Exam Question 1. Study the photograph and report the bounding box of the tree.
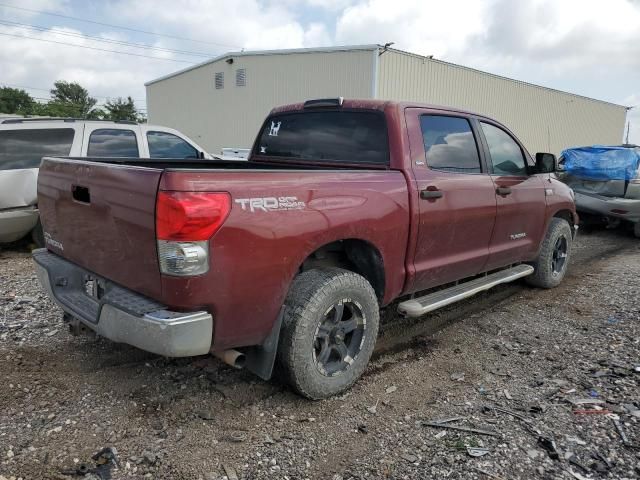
[0,87,35,114]
[103,96,141,122]
[50,80,97,118]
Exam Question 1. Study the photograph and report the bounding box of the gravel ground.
[0,228,639,480]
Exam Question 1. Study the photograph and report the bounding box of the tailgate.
[37,157,163,299]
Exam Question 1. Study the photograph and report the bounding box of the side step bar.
[397,264,535,318]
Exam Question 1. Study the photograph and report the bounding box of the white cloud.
[473,0,640,73]
[108,0,321,51]
[334,0,640,72]
[0,0,70,19]
[305,0,356,11]
[0,24,167,108]
[0,0,329,110]
[303,22,332,46]
[335,0,487,58]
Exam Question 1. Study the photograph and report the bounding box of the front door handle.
[420,188,443,200]
[496,187,512,196]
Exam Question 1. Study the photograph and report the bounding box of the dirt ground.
[1,228,639,480]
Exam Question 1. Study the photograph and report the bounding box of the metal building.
[145,45,627,156]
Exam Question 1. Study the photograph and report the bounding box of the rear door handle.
[420,188,443,200]
[496,187,512,196]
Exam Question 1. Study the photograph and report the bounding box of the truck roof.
[270,98,487,119]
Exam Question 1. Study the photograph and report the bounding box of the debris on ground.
[60,447,119,479]
[421,420,499,437]
[1,231,639,478]
[466,446,490,457]
[537,436,559,460]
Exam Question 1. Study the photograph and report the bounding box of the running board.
[397,264,534,318]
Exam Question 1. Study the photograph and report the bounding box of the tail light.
[156,191,231,276]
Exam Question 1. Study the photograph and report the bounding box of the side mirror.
[535,152,557,174]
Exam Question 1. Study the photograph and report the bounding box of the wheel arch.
[552,208,578,237]
[297,238,386,303]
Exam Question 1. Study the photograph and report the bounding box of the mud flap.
[243,307,284,380]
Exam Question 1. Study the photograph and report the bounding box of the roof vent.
[303,97,344,109]
[214,72,224,89]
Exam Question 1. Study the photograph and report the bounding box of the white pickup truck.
[0,118,213,246]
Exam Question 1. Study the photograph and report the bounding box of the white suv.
[0,118,213,246]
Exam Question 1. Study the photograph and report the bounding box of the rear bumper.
[574,191,640,223]
[0,207,39,243]
[33,249,213,357]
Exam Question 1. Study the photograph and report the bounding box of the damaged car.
[558,145,640,237]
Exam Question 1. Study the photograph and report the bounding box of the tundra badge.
[43,232,64,251]
[510,232,527,240]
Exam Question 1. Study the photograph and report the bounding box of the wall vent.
[236,68,246,87]
[214,72,224,89]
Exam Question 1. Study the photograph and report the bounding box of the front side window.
[147,131,198,159]
[420,115,481,174]
[87,129,139,157]
[256,110,389,165]
[480,122,527,176]
[0,128,75,170]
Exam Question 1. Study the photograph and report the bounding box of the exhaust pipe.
[63,313,95,337]
[214,349,246,369]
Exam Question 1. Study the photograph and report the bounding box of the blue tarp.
[561,146,640,181]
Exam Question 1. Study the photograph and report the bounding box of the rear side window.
[147,131,198,159]
[256,111,389,165]
[87,129,139,157]
[0,128,75,170]
[480,122,527,176]
[420,115,481,174]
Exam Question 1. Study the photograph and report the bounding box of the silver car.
[0,118,213,245]
[558,144,640,237]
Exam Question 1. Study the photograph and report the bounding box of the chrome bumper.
[33,249,213,357]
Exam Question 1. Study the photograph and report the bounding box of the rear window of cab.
[255,110,389,166]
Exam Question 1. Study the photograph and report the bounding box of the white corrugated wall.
[146,49,375,155]
[377,50,627,155]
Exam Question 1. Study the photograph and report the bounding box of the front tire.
[633,222,640,239]
[277,268,380,400]
[526,218,573,288]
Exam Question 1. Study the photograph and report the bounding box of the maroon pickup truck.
[34,98,577,399]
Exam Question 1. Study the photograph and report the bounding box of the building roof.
[145,44,379,86]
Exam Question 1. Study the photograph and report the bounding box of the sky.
[0,0,638,143]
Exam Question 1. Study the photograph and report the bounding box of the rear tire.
[526,218,573,288]
[277,268,379,400]
[634,222,640,239]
